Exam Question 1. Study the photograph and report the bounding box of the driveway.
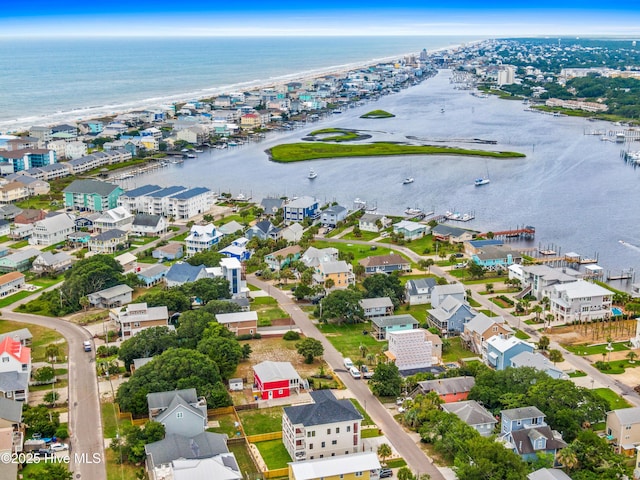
[247,275,446,480]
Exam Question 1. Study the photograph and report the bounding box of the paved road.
[248,275,446,480]
[0,307,106,480]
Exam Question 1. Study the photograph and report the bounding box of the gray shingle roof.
[0,328,32,344]
[133,213,162,227]
[502,406,546,421]
[405,278,437,296]
[417,376,476,396]
[371,314,418,328]
[144,432,229,468]
[0,372,29,393]
[0,396,24,423]
[147,388,199,410]
[92,228,126,241]
[442,400,496,427]
[283,390,362,427]
[63,179,120,196]
[165,263,206,284]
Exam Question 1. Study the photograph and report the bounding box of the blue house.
[500,406,567,461]
[471,245,522,271]
[371,314,419,340]
[164,263,208,288]
[283,196,319,224]
[427,297,475,335]
[137,264,169,287]
[485,336,534,370]
[320,205,348,227]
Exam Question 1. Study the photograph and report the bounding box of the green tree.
[418,259,435,272]
[241,343,252,360]
[45,344,61,362]
[111,421,166,464]
[363,273,405,308]
[22,404,60,437]
[44,391,59,406]
[397,467,415,480]
[25,463,73,480]
[135,288,191,312]
[537,335,550,350]
[197,335,243,380]
[33,366,55,383]
[202,299,242,315]
[369,362,403,397]
[186,250,223,267]
[118,326,178,370]
[377,443,392,465]
[175,310,219,349]
[549,349,564,365]
[319,289,364,324]
[296,338,324,364]
[466,262,486,279]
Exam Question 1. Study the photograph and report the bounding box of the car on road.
[360,365,373,379]
[380,468,393,478]
[50,443,69,452]
[454,262,467,269]
[349,366,362,379]
[454,253,464,258]
[83,340,92,352]
[343,357,354,369]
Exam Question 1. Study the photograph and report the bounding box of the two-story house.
[471,245,521,271]
[393,220,429,241]
[0,272,25,298]
[93,206,135,233]
[500,406,566,461]
[430,283,466,307]
[28,213,75,246]
[31,251,73,275]
[87,284,133,308]
[88,228,128,254]
[320,205,348,227]
[185,224,222,255]
[284,196,319,224]
[371,314,419,340]
[245,219,280,241]
[282,390,363,462]
[110,303,170,340]
[0,336,31,402]
[359,297,394,319]
[265,245,302,271]
[359,213,391,233]
[313,260,354,290]
[427,297,475,336]
[405,278,437,305]
[442,400,497,437]
[548,280,614,323]
[147,388,207,437]
[606,407,640,455]
[485,336,534,371]
[253,361,302,400]
[215,311,258,337]
[508,264,582,301]
[461,313,513,356]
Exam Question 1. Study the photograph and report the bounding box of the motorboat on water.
[405,207,422,216]
[308,168,317,179]
[474,177,490,186]
[402,177,414,184]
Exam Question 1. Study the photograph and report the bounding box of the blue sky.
[2,1,639,37]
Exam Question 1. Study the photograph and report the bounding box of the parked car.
[454,253,464,258]
[343,357,354,369]
[360,365,373,379]
[50,443,68,452]
[349,366,362,379]
[83,340,92,352]
[454,262,467,269]
[380,468,393,478]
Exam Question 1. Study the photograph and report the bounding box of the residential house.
[87,284,133,308]
[510,352,568,380]
[284,196,319,224]
[264,245,301,271]
[0,249,40,272]
[145,432,235,480]
[0,149,56,173]
[67,231,91,247]
[219,237,250,262]
[31,251,73,275]
[427,297,475,336]
[313,260,354,290]
[218,220,244,236]
[548,280,613,323]
[147,389,207,437]
[370,314,419,340]
[301,246,339,268]
[152,242,184,261]
[260,197,285,216]
[253,361,303,400]
[88,229,128,254]
[185,224,222,255]
[164,263,208,288]
[359,254,410,275]
[0,205,21,222]
[288,451,381,480]
[386,329,435,372]
[9,223,33,240]
[28,213,75,246]
[462,313,514,356]
[0,336,31,402]
[0,220,10,237]
[430,283,466,307]
[0,329,32,347]
[215,311,258,337]
[14,208,46,225]
[527,469,572,480]
[63,179,123,212]
[0,272,25,298]
[93,207,135,233]
[414,376,476,403]
[110,303,170,340]
[485,336,535,371]
[0,396,24,458]
[500,406,567,461]
[393,220,429,241]
[282,390,363,462]
[359,297,394,319]
[405,278,437,305]
[431,224,476,243]
[606,407,640,455]
[161,456,241,480]
[359,213,391,233]
[136,264,169,287]
[442,400,497,437]
[281,223,304,243]
[471,245,521,271]
[245,220,279,241]
[320,205,348,227]
[0,181,29,204]
[464,239,505,257]
[115,252,138,272]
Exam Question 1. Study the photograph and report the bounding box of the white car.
[343,358,354,369]
[50,443,69,452]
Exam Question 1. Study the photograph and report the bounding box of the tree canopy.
[118,326,178,369]
[318,289,364,324]
[369,362,403,397]
[295,337,324,364]
[362,273,404,308]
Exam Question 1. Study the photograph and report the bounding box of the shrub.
[283,331,300,341]
[55,426,69,439]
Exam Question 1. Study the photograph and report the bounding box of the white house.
[0,336,31,401]
[359,213,391,233]
[393,220,429,240]
[549,280,613,323]
[185,224,222,255]
[28,213,75,246]
[386,328,435,371]
[0,272,25,298]
[405,278,437,305]
[110,303,170,340]
[93,206,135,233]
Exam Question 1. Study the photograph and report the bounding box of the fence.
[265,468,289,478]
[246,431,282,443]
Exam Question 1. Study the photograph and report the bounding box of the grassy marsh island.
[304,128,369,142]
[268,142,526,163]
[360,109,395,119]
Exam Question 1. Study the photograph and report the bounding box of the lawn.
[362,428,383,438]
[398,304,429,325]
[237,407,284,435]
[0,320,67,363]
[514,329,531,340]
[29,276,64,288]
[101,402,132,439]
[564,341,631,356]
[350,398,375,426]
[312,239,409,267]
[0,290,39,308]
[229,442,260,479]
[442,336,473,364]
[105,448,144,480]
[318,321,386,360]
[207,412,241,437]
[592,388,633,410]
[10,239,29,248]
[361,109,395,119]
[341,230,384,241]
[251,296,288,326]
[255,439,292,470]
[596,359,638,375]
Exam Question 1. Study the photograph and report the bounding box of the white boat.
[474,177,490,186]
[402,177,414,184]
[308,168,317,179]
[405,207,422,216]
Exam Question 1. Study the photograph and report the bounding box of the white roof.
[220,257,241,269]
[253,361,300,383]
[289,452,380,480]
[216,311,257,324]
[172,455,242,480]
[553,279,613,298]
[320,260,351,274]
[487,336,533,353]
[394,220,426,232]
[115,252,137,265]
[609,407,640,425]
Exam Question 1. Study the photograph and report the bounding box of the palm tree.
[359,344,368,358]
[377,443,392,465]
[532,305,543,323]
[556,444,579,471]
[549,349,564,366]
[627,351,638,364]
[366,353,376,365]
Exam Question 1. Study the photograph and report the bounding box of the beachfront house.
[320,205,348,227]
[508,264,583,301]
[432,224,475,243]
[471,245,521,271]
[63,179,123,212]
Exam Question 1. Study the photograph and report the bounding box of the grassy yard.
[311,239,408,267]
[317,321,386,360]
[567,370,587,378]
[10,239,29,248]
[592,388,632,410]
[0,320,67,363]
[255,439,292,470]
[596,359,638,375]
[29,276,64,288]
[238,407,284,435]
[101,402,132,439]
[251,296,288,326]
[442,337,473,364]
[398,304,429,325]
[564,341,631,356]
[341,230,384,241]
[350,398,375,426]
[362,428,383,438]
[207,413,241,437]
[514,329,531,340]
[105,448,144,480]
[229,442,261,479]
[0,290,39,308]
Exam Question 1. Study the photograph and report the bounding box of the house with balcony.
[265,245,302,271]
[414,376,476,403]
[31,251,73,275]
[427,297,475,336]
[442,400,497,437]
[0,336,31,402]
[320,205,348,227]
[152,242,184,261]
[88,229,128,254]
[63,179,123,212]
[0,272,25,298]
[93,207,135,233]
[359,254,410,275]
[288,451,381,480]
[393,220,429,241]
[485,336,535,371]
[131,214,167,237]
[28,213,75,246]
[508,264,583,301]
[359,297,394,319]
[87,284,133,308]
[284,196,319,224]
[205,257,248,298]
[246,219,280,241]
[432,224,476,243]
[548,280,614,323]
[405,278,437,305]
[185,224,223,255]
[282,390,363,462]
[110,303,170,340]
[253,361,302,400]
[500,406,566,461]
[471,245,521,271]
[606,407,640,455]
[462,313,513,356]
[147,389,207,437]
[430,283,466,307]
[215,311,258,337]
[0,249,40,273]
[371,314,419,340]
[312,260,354,290]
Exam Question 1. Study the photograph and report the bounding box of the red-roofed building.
[0,336,31,401]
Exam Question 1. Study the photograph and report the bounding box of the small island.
[303,128,371,142]
[360,109,395,119]
[268,142,526,162]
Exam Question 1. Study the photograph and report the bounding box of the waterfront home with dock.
[548,279,614,323]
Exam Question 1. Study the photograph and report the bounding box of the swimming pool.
[611,307,623,316]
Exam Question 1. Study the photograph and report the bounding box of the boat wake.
[619,240,640,254]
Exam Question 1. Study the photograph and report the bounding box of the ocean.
[0,35,475,132]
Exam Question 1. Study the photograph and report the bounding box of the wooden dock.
[483,225,536,240]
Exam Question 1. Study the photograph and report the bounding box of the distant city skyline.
[2,2,640,37]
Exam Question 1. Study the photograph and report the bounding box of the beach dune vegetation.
[360,109,395,119]
[268,142,526,162]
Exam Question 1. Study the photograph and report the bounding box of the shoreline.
[1,41,473,134]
